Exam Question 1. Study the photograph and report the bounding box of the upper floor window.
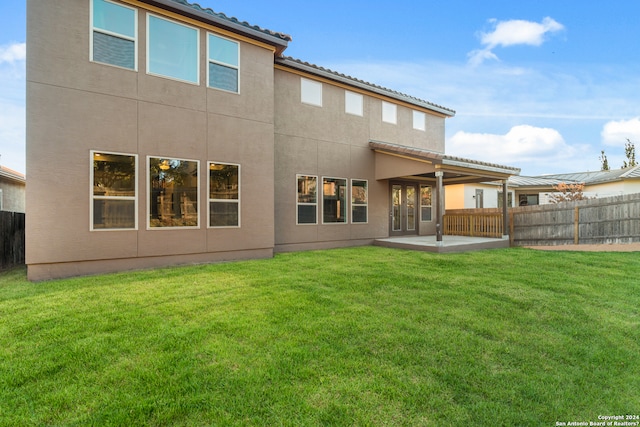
[209,162,240,227]
[91,151,137,230]
[147,15,199,84]
[301,78,322,107]
[382,101,397,124]
[208,34,239,93]
[91,0,137,70]
[413,110,426,131]
[345,91,363,116]
[148,157,199,228]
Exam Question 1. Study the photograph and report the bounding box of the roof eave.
[141,0,290,55]
[277,57,456,117]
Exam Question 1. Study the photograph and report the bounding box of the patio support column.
[502,179,509,239]
[436,171,444,244]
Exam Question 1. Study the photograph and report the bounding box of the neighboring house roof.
[275,57,456,117]
[507,165,640,188]
[145,0,292,54]
[0,166,26,185]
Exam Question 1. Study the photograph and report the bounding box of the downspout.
[502,179,509,239]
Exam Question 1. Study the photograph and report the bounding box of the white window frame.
[296,174,318,225]
[90,0,138,71]
[301,77,322,107]
[90,150,138,231]
[351,179,368,224]
[321,176,348,225]
[382,101,397,124]
[146,13,200,85]
[207,33,240,94]
[345,90,363,116]
[413,110,426,131]
[147,156,200,230]
[420,184,433,222]
[208,161,241,228]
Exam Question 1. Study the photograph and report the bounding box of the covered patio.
[374,235,509,253]
[370,140,521,245]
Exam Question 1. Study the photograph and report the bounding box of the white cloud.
[468,17,564,66]
[601,117,640,147]
[0,42,26,65]
[448,125,577,167]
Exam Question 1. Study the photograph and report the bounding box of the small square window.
[382,101,397,124]
[345,91,363,116]
[301,78,322,107]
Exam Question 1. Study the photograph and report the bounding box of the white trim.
[296,174,318,225]
[90,150,138,231]
[350,179,368,224]
[90,0,138,71]
[207,32,241,94]
[321,176,348,225]
[146,155,200,230]
[419,184,433,222]
[207,161,241,228]
[146,13,200,85]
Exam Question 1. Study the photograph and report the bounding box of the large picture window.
[209,162,240,227]
[91,0,137,70]
[208,34,239,93]
[297,175,317,224]
[323,177,347,224]
[91,151,137,230]
[147,15,199,84]
[148,157,199,228]
[351,179,368,223]
[420,185,432,221]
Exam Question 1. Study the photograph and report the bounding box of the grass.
[0,246,639,426]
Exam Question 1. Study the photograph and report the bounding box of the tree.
[622,139,637,168]
[548,182,589,203]
[599,150,610,171]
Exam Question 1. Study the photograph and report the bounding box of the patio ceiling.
[370,140,521,184]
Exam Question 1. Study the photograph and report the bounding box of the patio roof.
[369,140,521,184]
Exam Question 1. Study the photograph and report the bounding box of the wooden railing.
[444,210,504,238]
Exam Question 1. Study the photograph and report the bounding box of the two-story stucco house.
[26,0,519,280]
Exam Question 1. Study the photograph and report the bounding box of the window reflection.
[323,177,346,223]
[297,175,317,224]
[209,162,239,227]
[92,151,136,229]
[149,157,198,228]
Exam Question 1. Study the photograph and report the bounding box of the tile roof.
[149,0,291,51]
[276,57,456,117]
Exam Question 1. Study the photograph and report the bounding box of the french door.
[390,182,418,236]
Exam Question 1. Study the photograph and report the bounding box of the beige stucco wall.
[273,69,445,248]
[26,0,276,280]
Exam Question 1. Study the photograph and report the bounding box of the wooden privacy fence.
[509,193,640,246]
[1,210,25,269]
[444,193,640,246]
[444,209,504,238]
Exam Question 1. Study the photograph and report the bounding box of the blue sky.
[2,1,640,176]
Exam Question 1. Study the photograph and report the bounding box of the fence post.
[574,206,579,245]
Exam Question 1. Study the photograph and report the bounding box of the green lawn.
[1,247,639,426]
